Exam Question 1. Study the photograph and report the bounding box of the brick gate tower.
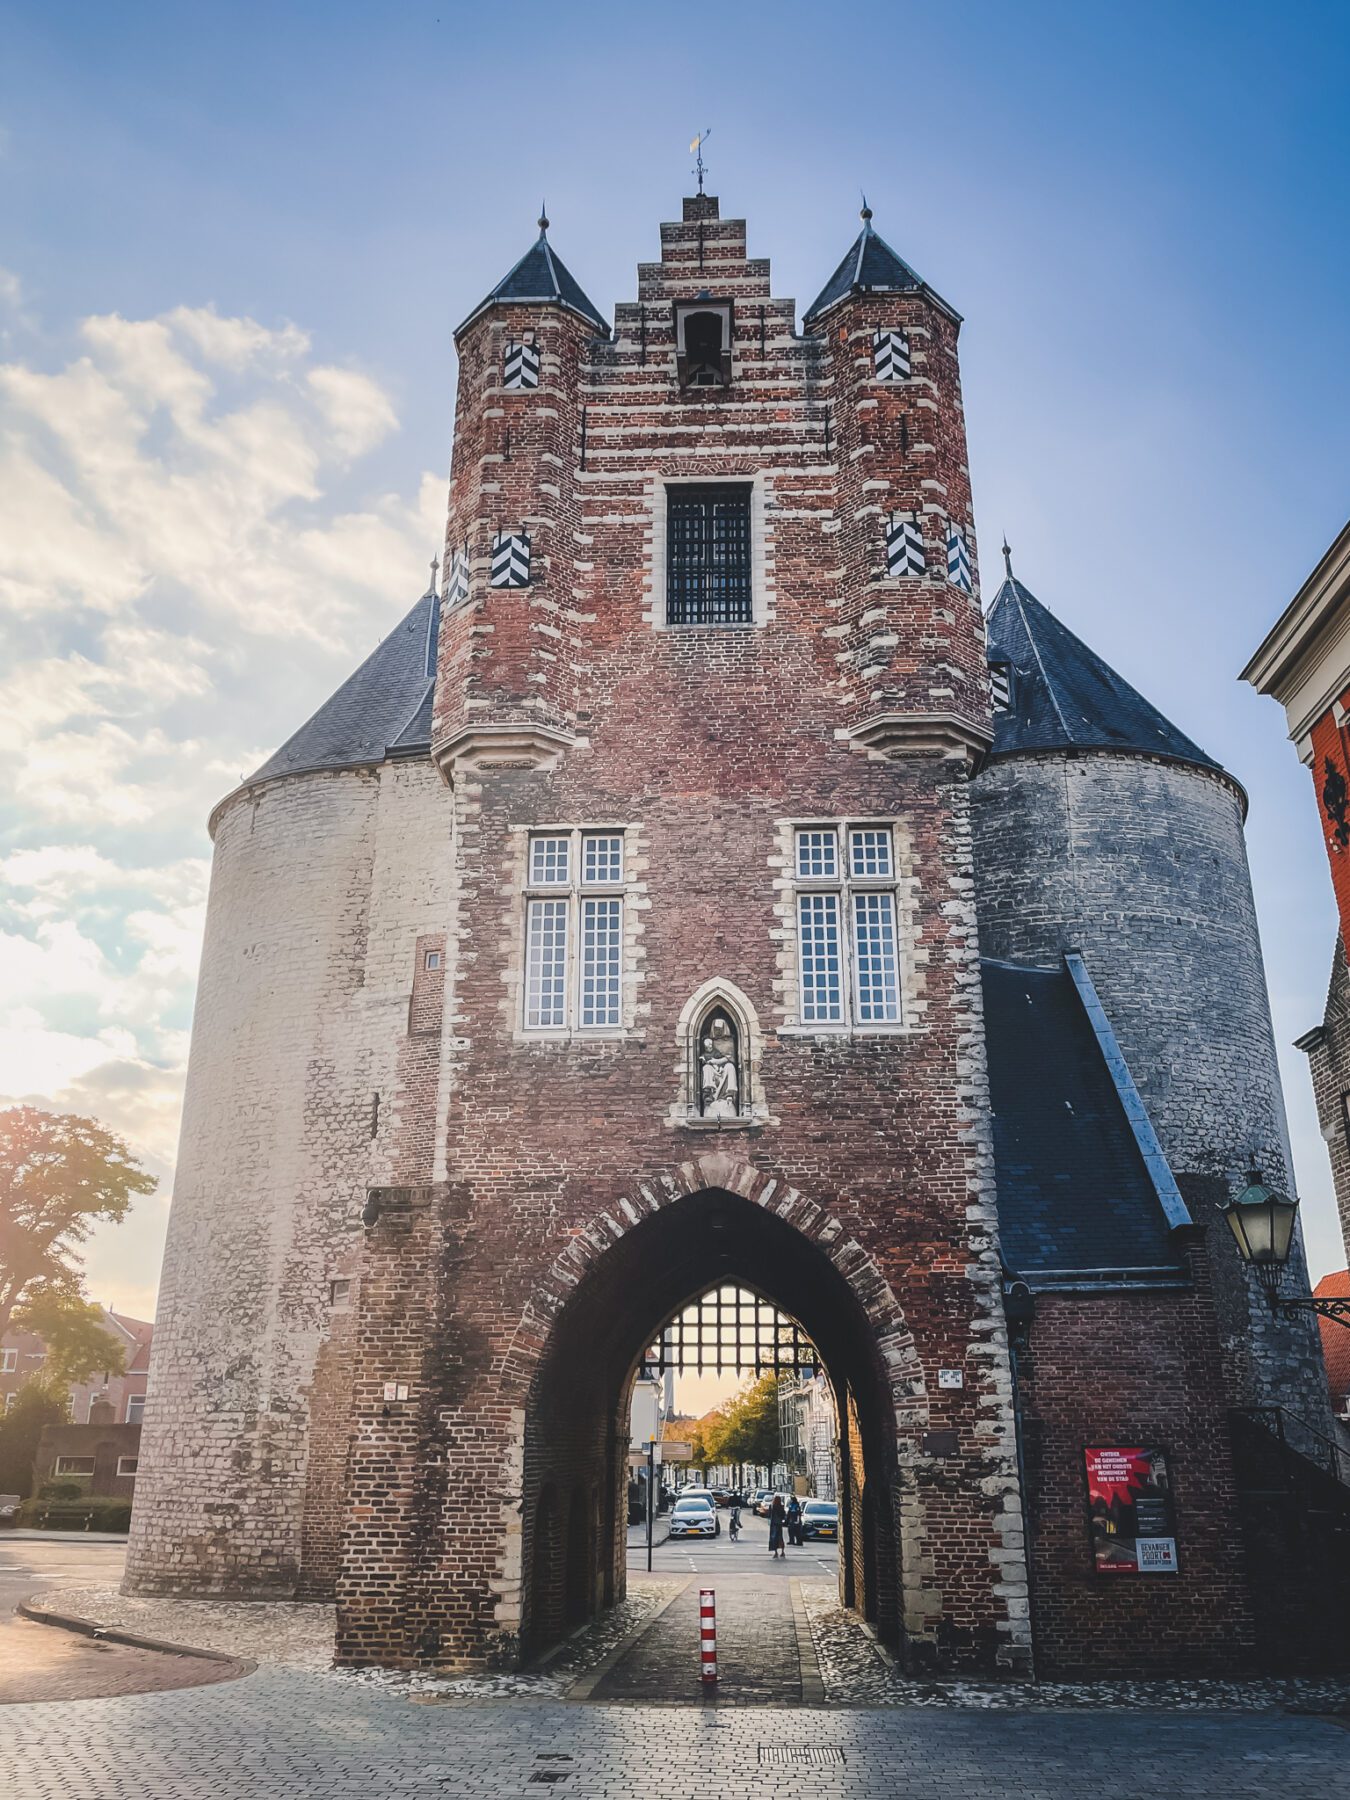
[130,190,1330,1679]
[319,194,1026,1672]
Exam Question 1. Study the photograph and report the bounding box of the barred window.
[666,485,753,626]
[523,829,628,1032]
[792,824,903,1028]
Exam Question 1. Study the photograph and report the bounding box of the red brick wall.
[1307,696,1350,946]
[336,198,1028,1675]
[1016,1247,1257,1678]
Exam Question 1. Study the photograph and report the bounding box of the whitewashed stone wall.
[124,756,453,1596]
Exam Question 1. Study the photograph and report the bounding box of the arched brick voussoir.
[494,1156,927,1416]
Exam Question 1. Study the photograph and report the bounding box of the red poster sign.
[1084,1445,1179,1575]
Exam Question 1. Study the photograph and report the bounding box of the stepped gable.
[803,209,959,328]
[981,958,1184,1280]
[247,586,437,785]
[457,222,607,337]
[986,572,1222,771]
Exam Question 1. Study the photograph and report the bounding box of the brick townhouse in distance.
[125,191,1347,1676]
[1,1306,152,1425]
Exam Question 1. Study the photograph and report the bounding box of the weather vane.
[690,128,712,195]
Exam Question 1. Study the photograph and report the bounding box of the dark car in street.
[800,1500,838,1541]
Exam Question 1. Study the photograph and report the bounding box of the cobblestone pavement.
[589,1572,815,1703]
[4,1664,1347,1799]
[798,1580,1350,1713]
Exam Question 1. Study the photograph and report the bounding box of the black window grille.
[666,485,753,626]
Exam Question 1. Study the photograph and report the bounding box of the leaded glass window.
[666,485,753,626]
[792,822,903,1029]
[525,899,569,1028]
[523,828,628,1032]
[582,833,623,885]
[580,897,622,1028]
[798,892,844,1023]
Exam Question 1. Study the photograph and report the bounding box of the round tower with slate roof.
[970,559,1327,1416]
[123,572,454,1599]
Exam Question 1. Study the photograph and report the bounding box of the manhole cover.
[758,1746,846,1766]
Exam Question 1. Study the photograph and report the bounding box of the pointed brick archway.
[489,1153,961,1672]
[336,1154,1030,1678]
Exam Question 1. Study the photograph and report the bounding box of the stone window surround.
[774,815,921,1037]
[645,471,771,631]
[117,1456,139,1479]
[513,823,643,1042]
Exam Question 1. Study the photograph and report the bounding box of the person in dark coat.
[768,1494,786,1558]
[786,1495,802,1546]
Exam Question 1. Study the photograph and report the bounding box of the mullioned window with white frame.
[523,828,628,1032]
[791,824,904,1029]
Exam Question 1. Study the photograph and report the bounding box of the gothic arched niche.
[669,980,765,1127]
[697,1007,741,1118]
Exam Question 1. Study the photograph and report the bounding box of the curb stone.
[17,1597,254,1674]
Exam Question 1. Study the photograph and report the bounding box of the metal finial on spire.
[690,128,712,195]
[859,191,873,223]
[1002,538,1014,581]
[538,202,549,234]
[428,553,440,596]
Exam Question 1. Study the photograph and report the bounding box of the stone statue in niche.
[699,1012,740,1119]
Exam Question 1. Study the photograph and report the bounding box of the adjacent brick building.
[1,1307,152,1425]
[126,193,1338,1678]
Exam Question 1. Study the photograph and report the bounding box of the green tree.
[12,1289,126,1389]
[716,1374,781,1472]
[0,1106,155,1342]
[0,1382,68,1499]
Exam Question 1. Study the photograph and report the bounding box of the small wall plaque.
[938,1368,964,1389]
[383,1382,410,1403]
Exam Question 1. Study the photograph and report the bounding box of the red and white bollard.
[699,1587,718,1685]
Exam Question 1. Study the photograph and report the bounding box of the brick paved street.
[590,1572,817,1702]
[4,1662,1347,1799]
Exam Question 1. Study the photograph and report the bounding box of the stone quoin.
[122,193,1337,1680]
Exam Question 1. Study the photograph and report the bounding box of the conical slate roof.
[804,213,959,327]
[985,574,1221,772]
[247,585,437,786]
[457,228,606,337]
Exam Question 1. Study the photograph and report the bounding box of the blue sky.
[2,1,1349,1316]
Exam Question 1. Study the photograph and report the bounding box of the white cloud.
[0,280,445,1316]
[308,365,399,457]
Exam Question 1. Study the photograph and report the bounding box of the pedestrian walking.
[786,1495,802,1547]
[768,1494,786,1559]
[728,1504,741,1544]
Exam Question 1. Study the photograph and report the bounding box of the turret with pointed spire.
[805,204,987,765]
[433,212,607,774]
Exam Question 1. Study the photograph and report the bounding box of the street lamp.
[1222,1169,1350,1325]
